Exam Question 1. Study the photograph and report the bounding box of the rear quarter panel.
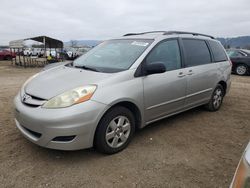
[218,60,232,94]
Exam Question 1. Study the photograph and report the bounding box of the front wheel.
[94,106,135,154]
[205,84,224,111]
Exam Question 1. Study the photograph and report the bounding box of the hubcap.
[236,65,247,75]
[105,116,131,148]
[213,88,222,109]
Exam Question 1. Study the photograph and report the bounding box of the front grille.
[27,94,45,101]
[22,103,40,108]
[21,93,46,107]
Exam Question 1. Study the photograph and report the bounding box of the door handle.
[187,70,193,75]
[178,72,186,77]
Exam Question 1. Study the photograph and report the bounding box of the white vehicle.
[66,51,73,58]
[23,48,32,56]
[46,50,57,57]
[32,48,44,56]
[66,48,89,58]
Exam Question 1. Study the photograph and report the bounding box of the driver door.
[143,39,187,123]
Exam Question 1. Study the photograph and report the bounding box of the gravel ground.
[0,61,249,188]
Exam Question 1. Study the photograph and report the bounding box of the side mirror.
[146,62,166,75]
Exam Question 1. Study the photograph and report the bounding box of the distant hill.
[217,36,250,49]
[64,40,102,47]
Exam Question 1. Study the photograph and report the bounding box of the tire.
[205,84,224,112]
[4,56,12,60]
[235,64,248,75]
[94,106,135,154]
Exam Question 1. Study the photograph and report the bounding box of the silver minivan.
[14,31,232,154]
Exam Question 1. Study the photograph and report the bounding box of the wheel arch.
[218,80,227,96]
[95,100,143,132]
[107,100,142,129]
[93,100,143,148]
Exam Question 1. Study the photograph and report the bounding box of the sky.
[0,0,250,45]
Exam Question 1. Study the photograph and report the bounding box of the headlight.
[42,85,97,108]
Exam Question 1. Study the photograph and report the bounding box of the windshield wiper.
[74,65,100,72]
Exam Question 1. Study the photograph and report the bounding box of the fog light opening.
[52,135,76,142]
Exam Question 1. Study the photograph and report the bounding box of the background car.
[230,141,250,188]
[23,48,32,56]
[0,50,16,60]
[227,49,250,75]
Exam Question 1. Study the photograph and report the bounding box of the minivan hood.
[25,65,112,100]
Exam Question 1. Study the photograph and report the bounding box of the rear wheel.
[205,84,224,111]
[235,64,248,75]
[4,55,12,60]
[94,106,135,154]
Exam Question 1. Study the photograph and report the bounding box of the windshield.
[73,39,153,73]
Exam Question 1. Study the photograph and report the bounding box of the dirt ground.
[0,61,249,188]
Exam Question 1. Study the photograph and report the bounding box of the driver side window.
[146,40,181,71]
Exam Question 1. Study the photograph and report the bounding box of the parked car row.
[22,48,57,57]
[23,48,44,57]
[5,48,90,61]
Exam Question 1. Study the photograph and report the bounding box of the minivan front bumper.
[14,93,107,150]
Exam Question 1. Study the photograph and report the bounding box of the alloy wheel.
[105,116,131,148]
[213,88,223,109]
[236,65,247,75]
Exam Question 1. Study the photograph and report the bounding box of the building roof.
[9,36,63,48]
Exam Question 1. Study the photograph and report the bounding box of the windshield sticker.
[131,41,149,47]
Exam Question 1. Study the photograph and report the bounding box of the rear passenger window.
[146,40,181,71]
[209,41,228,62]
[182,39,211,67]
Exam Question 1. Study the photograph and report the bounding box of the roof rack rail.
[123,31,167,36]
[123,30,215,39]
[163,31,215,39]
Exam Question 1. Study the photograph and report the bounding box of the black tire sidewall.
[94,106,135,154]
[5,56,11,60]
